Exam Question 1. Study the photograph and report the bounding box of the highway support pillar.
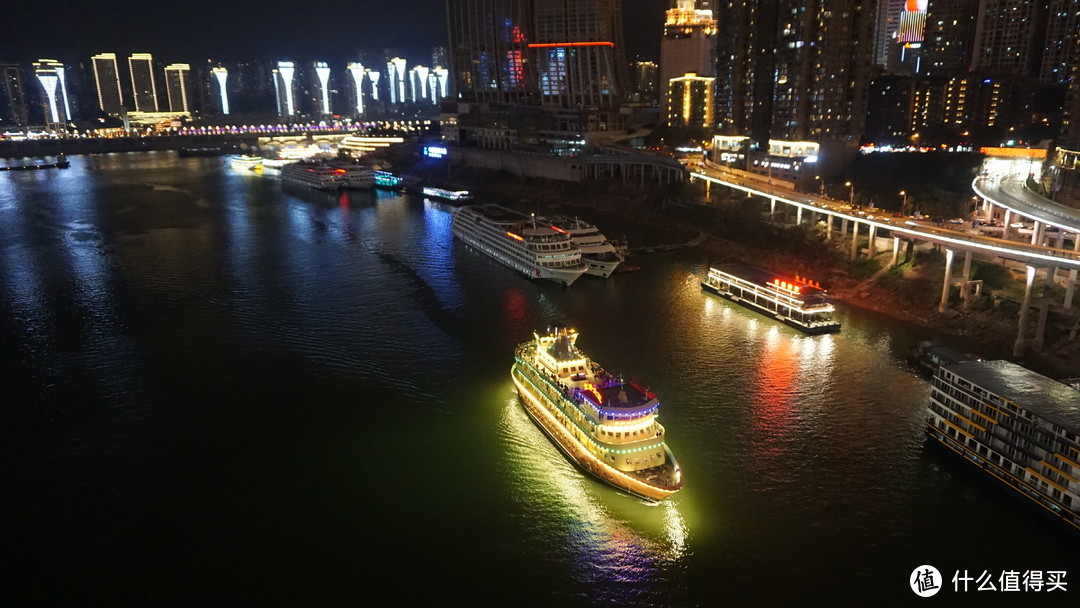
[826,214,834,239]
[867,224,877,257]
[841,218,849,237]
[1013,265,1038,357]
[1065,236,1080,310]
[891,237,901,267]
[1003,209,1012,239]
[939,248,954,313]
[796,206,803,226]
[850,221,859,261]
[1033,267,1056,353]
[1031,220,1043,246]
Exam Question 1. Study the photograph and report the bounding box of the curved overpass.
[973,174,1080,231]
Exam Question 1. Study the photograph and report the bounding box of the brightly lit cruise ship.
[451,205,588,285]
[542,215,624,278]
[512,328,683,501]
[279,161,346,190]
[701,263,840,334]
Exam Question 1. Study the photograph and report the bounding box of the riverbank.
[413,162,1080,378]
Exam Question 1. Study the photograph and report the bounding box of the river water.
[1,153,1076,605]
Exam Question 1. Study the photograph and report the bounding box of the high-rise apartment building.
[33,59,71,129]
[387,57,407,104]
[0,63,29,125]
[661,1,717,125]
[347,62,366,116]
[874,0,905,67]
[667,73,715,128]
[91,53,124,115]
[533,0,626,109]
[971,0,1046,77]
[1040,0,1080,86]
[312,61,331,116]
[446,0,534,104]
[211,66,229,115]
[163,63,191,113]
[128,53,159,112]
[922,0,979,76]
[273,61,297,117]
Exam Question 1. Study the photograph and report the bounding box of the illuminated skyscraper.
[91,53,124,114]
[532,0,627,109]
[347,62,366,116]
[661,1,717,126]
[971,0,1045,77]
[1040,0,1080,85]
[666,72,715,128]
[211,66,229,115]
[410,65,430,101]
[387,57,407,104]
[313,61,331,116]
[923,0,978,76]
[368,70,380,102]
[163,63,191,112]
[0,63,29,125]
[273,61,297,117]
[446,0,534,104]
[128,53,159,112]
[431,66,449,100]
[33,59,70,129]
[660,1,717,91]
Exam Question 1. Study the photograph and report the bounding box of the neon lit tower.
[163,63,191,112]
[412,65,430,101]
[274,61,296,117]
[91,53,124,114]
[314,61,331,115]
[211,67,229,115]
[432,66,449,100]
[33,59,70,129]
[368,70,380,101]
[390,57,407,104]
[128,53,159,112]
[347,62,366,115]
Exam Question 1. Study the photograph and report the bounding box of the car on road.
[948,218,965,224]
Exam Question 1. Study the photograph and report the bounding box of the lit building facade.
[91,53,124,115]
[273,61,297,117]
[387,57,407,104]
[33,59,70,129]
[128,53,159,112]
[666,73,714,128]
[313,61,331,116]
[1039,0,1080,86]
[347,63,366,116]
[971,0,1046,77]
[211,66,229,115]
[532,0,627,109]
[163,63,191,113]
[923,0,979,76]
[660,0,717,104]
[446,0,534,104]
[0,63,29,126]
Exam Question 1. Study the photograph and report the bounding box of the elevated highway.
[689,163,1080,356]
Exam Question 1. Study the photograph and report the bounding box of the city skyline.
[0,0,673,66]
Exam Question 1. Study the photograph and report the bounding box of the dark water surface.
[2,153,1076,605]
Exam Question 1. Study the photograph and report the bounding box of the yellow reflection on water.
[498,392,690,569]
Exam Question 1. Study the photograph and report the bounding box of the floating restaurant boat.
[701,263,840,334]
[422,186,472,202]
[511,328,683,501]
[451,204,588,286]
[541,215,624,278]
[925,360,1080,533]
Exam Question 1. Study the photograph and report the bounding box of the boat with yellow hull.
[511,328,683,501]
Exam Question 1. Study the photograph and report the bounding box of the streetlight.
[900,190,908,215]
[814,175,825,197]
[845,181,854,206]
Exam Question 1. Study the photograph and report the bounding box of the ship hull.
[924,423,1080,535]
[701,281,840,335]
[511,363,679,502]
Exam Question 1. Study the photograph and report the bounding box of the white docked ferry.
[280,161,346,190]
[701,263,840,334]
[324,162,375,189]
[451,204,588,286]
[512,328,683,501]
[542,215,624,278]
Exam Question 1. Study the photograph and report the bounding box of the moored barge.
[701,263,840,334]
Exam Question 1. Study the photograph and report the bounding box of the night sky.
[0,0,670,65]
